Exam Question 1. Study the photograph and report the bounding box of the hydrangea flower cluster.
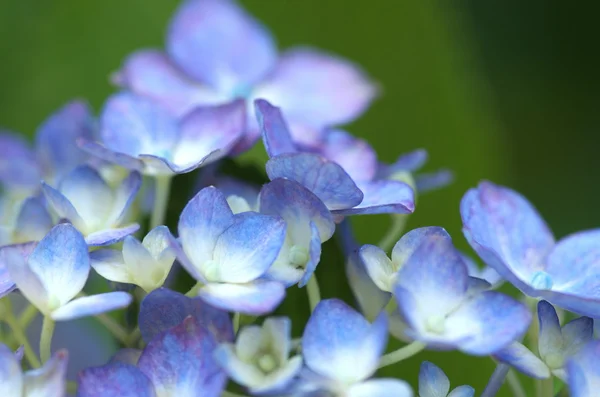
[0,1,598,396]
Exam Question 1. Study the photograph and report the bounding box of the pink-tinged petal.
[461,181,556,296]
[35,100,95,180]
[139,288,233,344]
[266,153,363,211]
[78,363,156,397]
[199,281,285,315]
[255,99,298,157]
[85,224,140,247]
[23,349,68,396]
[320,130,377,183]
[303,299,388,384]
[114,49,224,116]
[0,130,41,188]
[258,48,377,128]
[494,342,550,379]
[79,140,145,171]
[0,343,23,395]
[347,379,413,397]
[178,187,235,280]
[51,292,132,321]
[167,0,276,91]
[137,316,226,397]
[171,99,246,169]
[333,180,415,216]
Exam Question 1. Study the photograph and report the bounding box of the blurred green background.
[2,0,599,395]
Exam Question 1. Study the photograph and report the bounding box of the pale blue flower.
[418,361,474,397]
[566,340,600,397]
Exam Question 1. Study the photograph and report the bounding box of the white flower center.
[257,353,277,373]
[289,245,309,268]
[545,352,564,370]
[425,315,446,334]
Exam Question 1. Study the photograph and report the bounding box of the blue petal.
[298,222,322,287]
[566,340,600,397]
[415,169,455,192]
[166,0,276,91]
[139,288,233,344]
[137,316,226,397]
[27,224,89,307]
[14,197,53,243]
[302,299,388,384]
[198,280,285,315]
[333,180,415,215]
[215,176,260,213]
[266,153,363,210]
[100,91,178,159]
[85,224,140,247]
[0,343,23,395]
[418,361,450,397]
[461,182,555,296]
[172,100,246,170]
[51,291,132,321]
[392,227,450,266]
[23,349,68,396]
[79,140,144,171]
[258,48,377,128]
[108,170,142,226]
[41,182,86,231]
[178,187,235,281]
[35,100,94,180]
[0,130,41,189]
[448,385,475,397]
[346,250,392,321]
[212,213,286,283]
[347,379,413,397]
[494,342,550,379]
[1,243,49,312]
[537,300,562,361]
[562,316,594,358]
[78,363,156,397]
[319,129,377,183]
[381,149,428,177]
[255,99,297,157]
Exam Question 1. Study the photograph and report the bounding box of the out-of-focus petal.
[108,171,142,226]
[447,385,475,397]
[79,140,145,171]
[0,130,41,188]
[23,349,68,396]
[199,280,285,315]
[14,197,53,243]
[255,99,297,157]
[0,344,23,396]
[90,249,132,285]
[78,363,156,397]
[85,224,140,247]
[320,130,377,183]
[537,300,562,362]
[346,378,413,397]
[333,180,415,216]
[418,361,450,397]
[41,182,86,231]
[415,169,455,193]
[494,342,550,379]
[109,349,142,366]
[51,292,132,321]
[359,245,395,292]
[2,243,49,312]
[566,340,600,397]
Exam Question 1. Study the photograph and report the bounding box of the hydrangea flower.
[42,165,141,246]
[171,186,286,315]
[0,224,132,321]
[258,99,415,216]
[566,339,600,397]
[259,178,335,287]
[495,300,593,380]
[81,92,246,175]
[300,299,412,397]
[418,361,474,397]
[90,226,176,293]
[215,317,302,394]
[461,181,600,317]
[113,0,376,152]
[78,316,226,397]
[0,344,68,396]
[0,100,94,193]
[0,196,53,247]
[392,228,530,354]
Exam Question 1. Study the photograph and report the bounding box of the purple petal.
[78,363,156,397]
[139,288,233,344]
[333,180,415,216]
[461,182,556,296]
[23,349,68,396]
[382,149,428,177]
[199,280,285,315]
[419,361,450,397]
[100,92,179,158]
[79,140,144,171]
[347,379,413,397]
[137,316,226,397]
[566,340,600,397]
[85,224,140,247]
[212,213,286,283]
[0,343,23,395]
[494,342,550,379]
[255,99,297,157]
[0,247,16,298]
[35,100,94,180]
[415,169,455,192]
[258,48,377,128]
[178,187,235,280]
[51,291,132,321]
[302,299,388,384]
[14,197,53,243]
[266,153,363,210]
[319,129,377,183]
[0,130,41,188]
[28,224,89,306]
[114,49,223,116]
[172,100,246,170]
[167,0,276,91]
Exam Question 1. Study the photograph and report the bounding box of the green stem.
[377,215,408,253]
[67,381,78,395]
[126,327,142,347]
[221,391,248,397]
[506,370,527,397]
[18,303,39,330]
[40,316,55,363]
[378,341,426,368]
[1,300,41,368]
[306,275,321,312]
[150,175,172,229]
[96,313,129,345]
[185,281,203,297]
[233,313,241,334]
[540,377,554,397]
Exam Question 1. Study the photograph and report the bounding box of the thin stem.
[96,313,129,345]
[480,363,510,397]
[67,381,78,395]
[1,300,41,368]
[378,341,426,368]
[377,215,408,253]
[506,370,527,397]
[18,303,39,330]
[306,275,321,312]
[150,175,172,229]
[221,391,248,397]
[540,377,554,397]
[233,313,241,334]
[126,327,142,347]
[40,316,55,363]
